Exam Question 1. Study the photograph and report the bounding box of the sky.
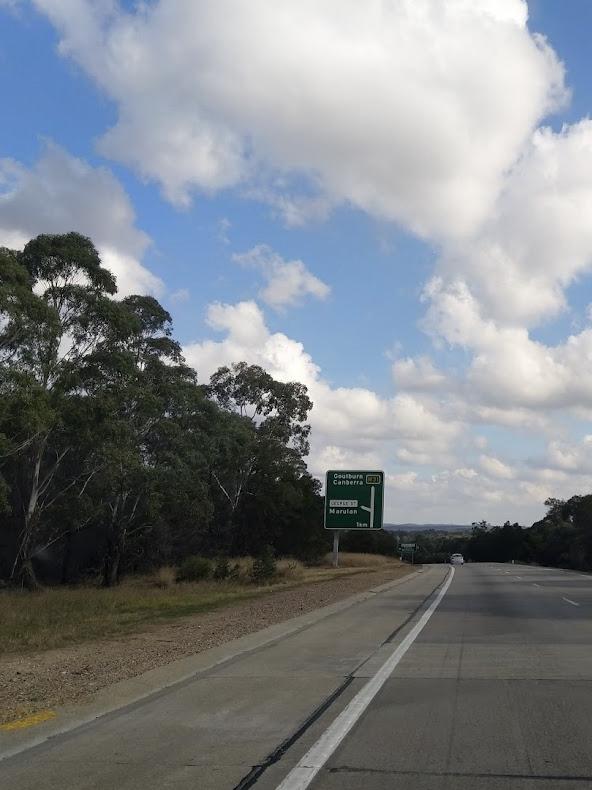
[2,1,592,525]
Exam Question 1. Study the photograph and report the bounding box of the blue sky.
[2,1,592,523]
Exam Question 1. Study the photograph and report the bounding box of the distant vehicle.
[450,553,464,565]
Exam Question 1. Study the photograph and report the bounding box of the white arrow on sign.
[359,486,375,528]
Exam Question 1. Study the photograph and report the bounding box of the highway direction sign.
[324,470,384,530]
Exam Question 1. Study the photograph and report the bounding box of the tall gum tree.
[207,362,313,552]
[0,233,119,587]
[81,295,199,586]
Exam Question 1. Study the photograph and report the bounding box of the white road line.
[562,597,580,607]
[514,576,522,580]
[533,583,541,588]
[275,567,455,790]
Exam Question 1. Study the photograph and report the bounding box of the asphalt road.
[2,563,592,789]
[265,563,592,790]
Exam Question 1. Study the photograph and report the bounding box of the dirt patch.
[0,565,413,724]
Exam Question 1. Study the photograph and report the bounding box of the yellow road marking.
[0,710,57,731]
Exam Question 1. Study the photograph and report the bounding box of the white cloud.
[453,467,479,481]
[233,244,330,310]
[423,277,592,412]
[245,188,333,228]
[26,0,592,524]
[99,248,161,300]
[183,299,592,522]
[170,288,190,304]
[466,405,551,433]
[479,454,514,479]
[316,445,382,475]
[437,121,592,327]
[387,472,418,492]
[392,356,448,392]
[546,441,582,472]
[535,437,592,475]
[33,0,565,238]
[0,144,162,297]
[381,463,553,525]
[184,299,464,485]
[409,119,592,426]
[217,217,231,246]
[205,301,272,350]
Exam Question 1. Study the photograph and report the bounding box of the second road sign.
[324,470,384,530]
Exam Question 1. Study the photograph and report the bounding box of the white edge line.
[275,567,455,790]
[562,596,580,606]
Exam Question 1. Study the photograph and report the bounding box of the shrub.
[276,558,305,580]
[213,557,230,581]
[251,546,277,584]
[176,556,212,582]
[228,562,242,582]
[298,544,328,566]
[152,566,176,588]
[322,552,394,568]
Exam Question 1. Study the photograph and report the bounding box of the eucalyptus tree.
[207,362,313,552]
[0,233,121,587]
[208,361,312,453]
[81,295,204,585]
[143,378,217,563]
[0,233,326,584]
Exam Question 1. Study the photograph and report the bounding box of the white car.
[450,553,464,565]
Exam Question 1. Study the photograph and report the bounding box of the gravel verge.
[0,565,412,724]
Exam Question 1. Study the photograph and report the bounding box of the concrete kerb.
[0,565,425,762]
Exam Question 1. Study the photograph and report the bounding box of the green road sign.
[400,543,416,551]
[324,470,384,530]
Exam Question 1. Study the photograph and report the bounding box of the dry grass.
[222,556,306,582]
[151,566,177,588]
[0,554,404,656]
[322,552,396,568]
[226,556,254,580]
[276,558,306,580]
[0,582,251,655]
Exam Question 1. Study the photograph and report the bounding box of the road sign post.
[400,543,417,564]
[332,530,340,568]
[324,470,384,531]
[325,471,385,568]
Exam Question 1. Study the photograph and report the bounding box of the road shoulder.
[0,566,423,761]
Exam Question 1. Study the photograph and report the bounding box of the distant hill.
[384,523,472,533]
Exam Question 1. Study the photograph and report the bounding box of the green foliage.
[397,496,592,572]
[176,556,212,582]
[0,234,127,588]
[0,232,325,588]
[213,556,230,581]
[4,238,591,586]
[250,546,277,584]
[340,529,397,556]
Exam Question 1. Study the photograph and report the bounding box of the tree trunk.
[16,557,41,591]
[11,437,46,588]
[102,493,122,587]
[61,529,73,585]
[102,536,121,587]
[12,519,42,590]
